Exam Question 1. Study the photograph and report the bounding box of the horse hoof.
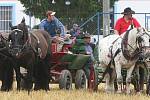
[1,86,10,92]
[116,90,122,94]
[140,90,144,93]
[136,92,141,95]
[105,90,113,94]
[126,90,131,94]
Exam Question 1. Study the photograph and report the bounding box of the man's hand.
[114,30,119,35]
[86,51,91,55]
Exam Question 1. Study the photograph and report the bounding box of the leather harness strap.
[121,29,141,61]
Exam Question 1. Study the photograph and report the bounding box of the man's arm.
[39,19,46,30]
[55,17,65,36]
[114,30,119,35]
[114,19,121,35]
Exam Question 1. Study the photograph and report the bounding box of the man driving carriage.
[39,10,65,37]
[40,10,72,51]
[114,7,141,35]
[39,10,70,42]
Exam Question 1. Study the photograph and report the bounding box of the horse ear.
[142,27,145,30]
[21,17,25,23]
[9,22,13,29]
[9,22,17,30]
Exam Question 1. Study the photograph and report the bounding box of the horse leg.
[43,64,50,91]
[26,64,33,91]
[105,66,116,93]
[139,67,144,92]
[44,62,50,91]
[14,66,22,91]
[114,78,118,91]
[109,68,116,92]
[6,65,13,91]
[1,61,13,91]
[34,60,45,90]
[34,62,41,90]
[39,58,50,91]
[115,62,123,93]
[105,73,111,93]
[126,64,135,94]
[1,69,8,91]
[1,72,7,91]
[132,65,140,93]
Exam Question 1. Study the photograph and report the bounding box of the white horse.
[98,27,150,94]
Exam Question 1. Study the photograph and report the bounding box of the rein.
[0,33,10,50]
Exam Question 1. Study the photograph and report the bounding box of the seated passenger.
[70,24,80,37]
[83,33,95,61]
[83,33,95,79]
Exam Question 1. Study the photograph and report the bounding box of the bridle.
[121,28,149,61]
[9,28,42,57]
[136,30,150,61]
[8,28,30,56]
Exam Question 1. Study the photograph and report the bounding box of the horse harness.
[109,29,144,62]
[109,37,121,59]
[29,32,41,56]
[19,31,42,58]
[121,29,143,61]
[28,31,51,59]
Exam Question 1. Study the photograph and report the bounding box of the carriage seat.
[64,39,72,44]
[51,42,73,53]
[64,36,76,44]
[51,36,76,53]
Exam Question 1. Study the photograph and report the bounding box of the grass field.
[0,83,149,100]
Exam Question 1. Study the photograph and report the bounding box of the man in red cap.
[114,7,141,35]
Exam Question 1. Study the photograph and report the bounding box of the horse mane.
[29,29,52,59]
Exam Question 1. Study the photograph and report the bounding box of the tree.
[19,0,117,20]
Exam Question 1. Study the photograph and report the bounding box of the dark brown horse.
[8,18,51,91]
[0,56,14,91]
[0,33,15,91]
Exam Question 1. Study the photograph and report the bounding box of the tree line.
[19,0,117,20]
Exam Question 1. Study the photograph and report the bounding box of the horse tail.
[99,48,121,83]
[99,60,113,83]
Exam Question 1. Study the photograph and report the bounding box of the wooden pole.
[103,0,110,37]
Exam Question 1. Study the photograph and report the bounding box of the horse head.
[121,27,149,61]
[9,18,28,57]
[135,27,150,61]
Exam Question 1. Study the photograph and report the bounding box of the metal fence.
[59,17,87,29]
[59,13,100,35]
[66,12,150,36]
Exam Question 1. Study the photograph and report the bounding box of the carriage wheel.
[75,69,87,89]
[88,65,98,91]
[59,70,72,90]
